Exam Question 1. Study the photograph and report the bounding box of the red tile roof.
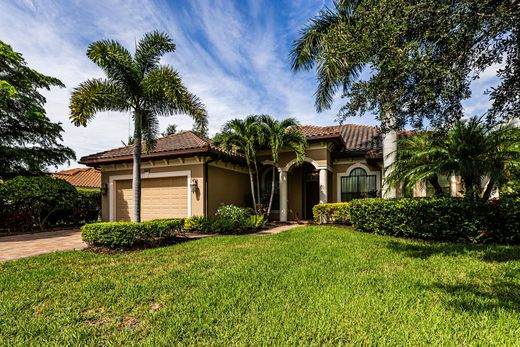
[80,131,214,164]
[336,124,381,153]
[299,125,341,139]
[52,167,101,189]
[80,124,387,165]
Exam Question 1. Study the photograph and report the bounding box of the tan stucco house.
[80,124,460,222]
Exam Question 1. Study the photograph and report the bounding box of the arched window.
[340,167,377,201]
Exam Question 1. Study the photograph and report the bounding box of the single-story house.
[52,167,101,189]
[80,124,462,222]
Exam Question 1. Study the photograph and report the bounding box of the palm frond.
[141,110,159,152]
[86,40,138,90]
[142,66,208,136]
[70,79,129,126]
[134,31,176,76]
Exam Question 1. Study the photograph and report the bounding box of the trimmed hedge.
[313,203,350,224]
[81,218,184,248]
[349,197,520,244]
[0,176,101,232]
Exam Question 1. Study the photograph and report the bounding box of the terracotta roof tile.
[80,131,211,164]
[336,124,381,153]
[52,167,101,188]
[299,125,341,138]
[80,124,391,164]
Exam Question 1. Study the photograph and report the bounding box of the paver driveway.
[0,229,86,262]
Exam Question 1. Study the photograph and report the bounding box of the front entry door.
[304,180,319,220]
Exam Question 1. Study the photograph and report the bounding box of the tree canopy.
[291,0,520,130]
[0,41,75,179]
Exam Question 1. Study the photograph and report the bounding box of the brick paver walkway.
[0,223,303,262]
[0,229,86,262]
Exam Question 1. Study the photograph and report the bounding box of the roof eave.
[79,146,245,166]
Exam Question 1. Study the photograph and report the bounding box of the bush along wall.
[81,218,184,249]
[313,203,350,224]
[348,197,520,244]
[184,205,266,234]
[0,176,101,232]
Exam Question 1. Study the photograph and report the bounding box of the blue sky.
[0,0,499,169]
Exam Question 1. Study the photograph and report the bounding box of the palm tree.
[290,1,398,198]
[387,118,520,199]
[213,115,263,213]
[258,115,307,216]
[70,31,207,222]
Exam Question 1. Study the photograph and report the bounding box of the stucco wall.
[207,164,251,216]
[100,161,205,221]
[332,159,382,202]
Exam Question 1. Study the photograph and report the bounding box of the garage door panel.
[115,176,188,221]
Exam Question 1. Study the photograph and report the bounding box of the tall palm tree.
[387,118,520,199]
[290,1,398,198]
[258,115,307,216]
[70,31,207,222]
[213,115,263,213]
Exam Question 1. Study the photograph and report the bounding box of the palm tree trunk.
[254,161,261,210]
[482,179,495,200]
[428,174,444,197]
[132,111,142,222]
[382,112,397,199]
[267,165,276,217]
[248,166,257,213]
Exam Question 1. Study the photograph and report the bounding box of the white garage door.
[115,176,188,221]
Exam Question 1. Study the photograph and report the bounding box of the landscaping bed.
[1,226,519,345]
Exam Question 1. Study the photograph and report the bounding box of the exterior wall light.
[190,178,198,193]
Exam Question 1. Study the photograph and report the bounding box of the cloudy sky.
[0,0,498,169]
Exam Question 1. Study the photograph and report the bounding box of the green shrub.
[313,203,350,224]
[81,218,184,248]
[212,205,255,234]
[0,176,102,232]
[244,214,267,230]
[348,197,520,244]
[184,216,213,233]
[0,176,78,231]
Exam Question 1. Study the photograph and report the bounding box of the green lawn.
[1,226,520,346]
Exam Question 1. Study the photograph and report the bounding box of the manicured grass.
[1,226,520,345]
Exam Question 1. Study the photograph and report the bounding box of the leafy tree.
[162,124,177,136]
[213,115,263,213]
[258,115,307,216]
[387,118,520,199]
[70,31,207,222]
[0,40,75,178]
[291,0,519,127]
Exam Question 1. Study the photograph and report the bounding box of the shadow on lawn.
[385,240,520,263]
[424,279,520,313]
[386,239,520,313]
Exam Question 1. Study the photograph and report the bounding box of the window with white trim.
[340,168,377,201]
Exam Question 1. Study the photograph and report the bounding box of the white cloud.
[0,0,375,171]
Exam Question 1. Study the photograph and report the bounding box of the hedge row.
[0,176,101,232]
[312,203,350,224]
[314,197,520,244]
[81,218,184,248]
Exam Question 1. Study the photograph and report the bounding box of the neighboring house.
[52,167,101,189]
[80,125,462,222]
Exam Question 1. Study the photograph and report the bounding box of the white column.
[382,129,397,199]
[413,181,427,197]
[279,170,288,222]
[319,169,328,204]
